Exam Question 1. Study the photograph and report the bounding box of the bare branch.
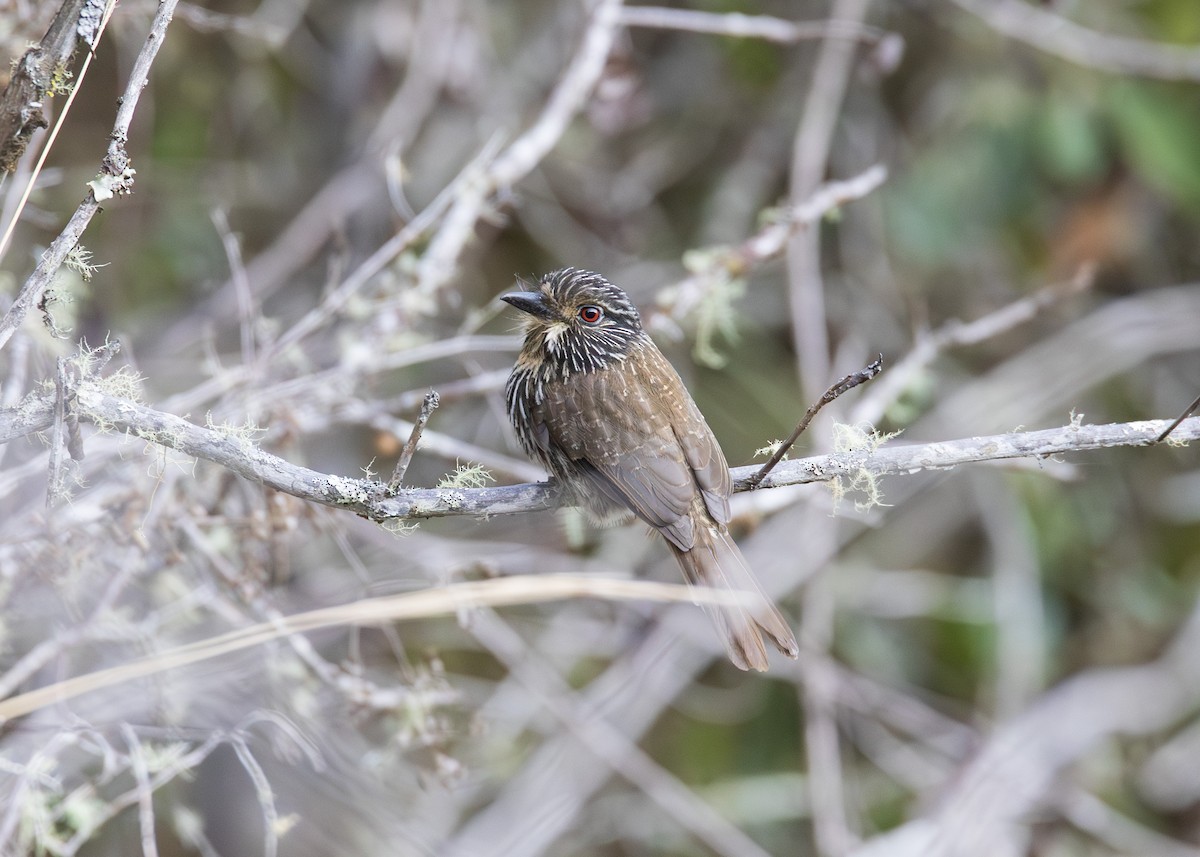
[0,0,89,174]
[951,0,1200,81]
[617,7,886,46]
[1,384,1194,521]
[0,0,181,351]
[650,165,888,334]
[389,389,440,490]
[747,354,883,490]
[414,0,624,299]
[0,575,760,723]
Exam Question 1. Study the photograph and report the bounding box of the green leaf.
[1036,93,1107,184]
[1106,81,1200,212]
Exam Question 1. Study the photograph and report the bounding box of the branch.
[746,354,883,489]
[649,164,888,334]
[389,389,440,489]
[850,602,1200,857]
[1,385,1195,521]
[0,0,89,174]
[413,0,623,299]
[0,575,754,723]
[617,7,886,46]
[0,0,181,351]
[853,265,1095,426]
[950,0,1200,81]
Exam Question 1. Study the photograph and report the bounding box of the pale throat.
[541,321,570,354]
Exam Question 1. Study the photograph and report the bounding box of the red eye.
[578,305,603,324]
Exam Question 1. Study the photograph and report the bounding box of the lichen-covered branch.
[2,385,1193,522]
[0,0,90,174]
[0,0,180,352]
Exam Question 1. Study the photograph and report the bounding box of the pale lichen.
[828,422,901,514]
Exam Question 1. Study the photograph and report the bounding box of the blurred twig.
[854,265,1095,425]
[153,0,464,347]
[414,0,623,299]
[849,603,1200,857]
[468,609,776,857]
[950,0,1200,81]
[617,7,886,46]
[0,575,755,722]
[264,136,506,358]
[651,165,887,335]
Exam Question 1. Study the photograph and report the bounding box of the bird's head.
[502,268,643,373]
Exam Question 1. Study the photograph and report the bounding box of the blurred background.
[2,0,1200,854]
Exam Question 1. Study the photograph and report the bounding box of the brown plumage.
[502,268,798,671]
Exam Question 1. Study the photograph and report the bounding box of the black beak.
[501,290,556,321]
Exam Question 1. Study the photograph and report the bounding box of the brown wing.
[539,343,731,550]
[672,388,731,526]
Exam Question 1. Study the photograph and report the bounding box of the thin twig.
[210,207,256,366]
[120,724,160,857]
[746,354,883,489]
[47,357,68,509]
[1155,393,1200,444]
[0,575,759,722]
[229,737,281,857]
[950,0,1200,81]
[389,389,440,490]
[617,7,886,46]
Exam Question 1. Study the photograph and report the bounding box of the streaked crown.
[502,268,644,376]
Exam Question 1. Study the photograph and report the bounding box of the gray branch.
[0,0,181,351]
[0,0,89,174]
[2,384,1195,522]
[951,0,1200,81]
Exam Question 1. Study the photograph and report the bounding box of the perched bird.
[502,268,798,671]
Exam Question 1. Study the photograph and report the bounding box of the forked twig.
[746,354,883,489]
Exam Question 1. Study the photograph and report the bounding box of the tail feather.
[669,525,799,671]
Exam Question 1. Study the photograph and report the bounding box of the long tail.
[669,525,799,671]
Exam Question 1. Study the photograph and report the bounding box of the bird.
[502,267,799,671]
